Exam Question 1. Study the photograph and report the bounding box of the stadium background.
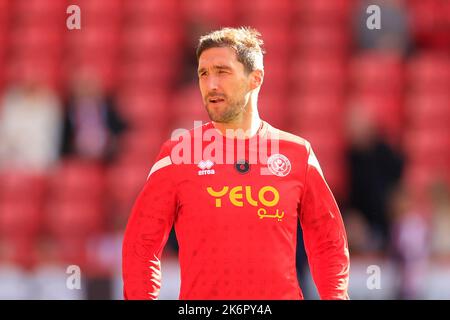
[0,0,449,299]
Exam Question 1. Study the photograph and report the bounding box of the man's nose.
[205,75,219,91]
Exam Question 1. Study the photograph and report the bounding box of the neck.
[212,94,261,139]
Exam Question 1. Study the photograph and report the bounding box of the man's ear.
[250,69,264,90]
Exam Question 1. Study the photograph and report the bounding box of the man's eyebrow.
[198,65,232,74]
[214,65,232,70]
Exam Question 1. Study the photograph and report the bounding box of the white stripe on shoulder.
[308,150,324,178]
[272,129,306,146]
[147,156,172,180]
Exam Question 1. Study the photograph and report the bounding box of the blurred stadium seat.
[407,53,450,93]
[116,88,170,132]
[45,200,105,238]
[290,55,347,95]
[48,159,106,199]
[183,0,237,27]
[124,0,182,24]
[293,23,352,58]
[296,0,355,24]
[289,93,344,131]
[349,52,404,95]
[406,93,450,130]
[239,0,294,25]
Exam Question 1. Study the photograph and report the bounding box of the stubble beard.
[205,96,247,123]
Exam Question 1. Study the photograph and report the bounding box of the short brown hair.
[196,26,265,73]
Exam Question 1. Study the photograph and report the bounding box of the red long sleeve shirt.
[122,120,350,300]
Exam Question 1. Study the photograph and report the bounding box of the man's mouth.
[208,97,225,104]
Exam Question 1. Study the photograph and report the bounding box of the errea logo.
[198,160,215,176]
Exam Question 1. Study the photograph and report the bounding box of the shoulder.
[264,121,312,154]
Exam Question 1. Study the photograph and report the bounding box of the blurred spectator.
[346,107,404,251]
[355,0,412,55]
[389,185,429,299]
[60,70,127,163]
[429,180,450,257]
[0,76,62,173]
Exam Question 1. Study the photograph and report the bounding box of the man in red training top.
[122,27,350,300]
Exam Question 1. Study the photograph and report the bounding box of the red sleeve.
[298,143,350,300]
[122,141,177,300]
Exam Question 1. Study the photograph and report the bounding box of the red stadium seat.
[408,53,450,93]
[403,164,448,203]
[0,0,11,28]
[403,129,450,168]
[261,57,289,92]
[242,0,294,14]
[117,129,165,164]
[350,52,404,95]
[0,27,6,81]
[0,62,4,88]
[5,57,62,90]
[290,55,347,94]
[250,24,293,57]
[171,85,209,125]
[9,26,64,59]
[119,59,178,89]
[117,88,170,129]
[293,128,347,156]
[406,93,450,130]
[70,0,123,25]
[52,236,89,268]
[318,159,348,201]
[107,160,150,223]
[348,93,404,146]
[0,171,48,204]
[66,26,121,59]
[0,236,39,269]
[289,94,345,131]
[284,127,348,199]
[12,0,66,23]
[64,58,118,91]
[74,0,122,12]
[122,24,183,59]
[124,0,182,24]
[296,0,355,24]
[48,158,106,203]
[0,199,43,268]
[239,0,294,24]
[258,92,288,129]
[407,0,450,50]
[0,200,43,238]
[45,200,105,238]
[183,0,237,27]
[10,25,64,46]
[293,23,352,57]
